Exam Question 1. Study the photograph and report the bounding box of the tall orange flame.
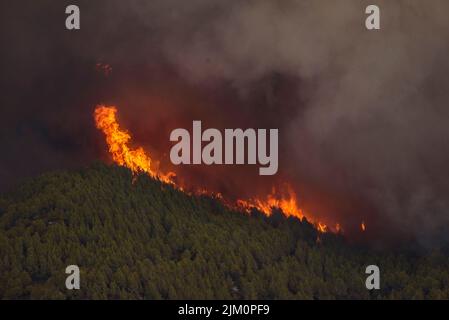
[94,105,330,232]
[94,105,175,184]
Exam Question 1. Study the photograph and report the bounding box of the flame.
[237,186,303,219]
[94,105,175,184]
[317,223,327,233]
[236,186,329,231]
[335,223,341,233]
[94,104,330,233]
[361,221,366,232]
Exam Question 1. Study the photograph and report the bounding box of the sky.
[1,0,449,246]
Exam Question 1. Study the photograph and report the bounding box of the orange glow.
[317,223,327,233]
[361,221,366,232]
[236,186,303,219]
[335,223,342,233]
[94,104,331,233]
[236,186,328,232]
[94,105,175,184]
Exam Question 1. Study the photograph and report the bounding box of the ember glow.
[95,62,112,76]
[94,105,331,232]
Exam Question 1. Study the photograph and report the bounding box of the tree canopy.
[0,163,448,299]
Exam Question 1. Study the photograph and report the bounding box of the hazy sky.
[1,0,449,246]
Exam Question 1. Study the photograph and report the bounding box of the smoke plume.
[2,0,449,246]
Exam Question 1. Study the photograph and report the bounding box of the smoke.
[2,0,449,246]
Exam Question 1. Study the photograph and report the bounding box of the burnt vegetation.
[0,163,448,299]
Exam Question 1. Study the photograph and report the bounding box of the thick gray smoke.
[2,0,449,246]
[157,0,449,245]
[118,0,449,245]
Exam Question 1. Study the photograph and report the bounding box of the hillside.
[0,163,448,299]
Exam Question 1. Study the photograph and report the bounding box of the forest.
[0,163,448,299]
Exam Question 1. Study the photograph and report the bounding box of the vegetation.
[0,163,448,299]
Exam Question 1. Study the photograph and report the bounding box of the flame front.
[94,105,175,184]
[236,187,330,232]
[236,186,304,219]
[94,105,330,232]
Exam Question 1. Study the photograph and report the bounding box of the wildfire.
[94,105,175,184]
[236,186,303,219]
[94,105,329,232]
[235,187,330,232]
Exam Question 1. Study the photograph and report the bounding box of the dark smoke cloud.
[1,0,449,246]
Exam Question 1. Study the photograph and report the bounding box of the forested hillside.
[0,163,448,299]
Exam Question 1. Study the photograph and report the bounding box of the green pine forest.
[1,163,449,299]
